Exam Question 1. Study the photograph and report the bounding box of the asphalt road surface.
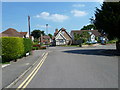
[11,44,119,88]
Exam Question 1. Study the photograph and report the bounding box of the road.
[10,44,119,88]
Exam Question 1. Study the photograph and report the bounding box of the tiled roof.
[19,32,27,36]
[41,35,50,39]
[71,30,101,37]
[2,28,23,37]
[0,33,9,37]
[54,28,72,39]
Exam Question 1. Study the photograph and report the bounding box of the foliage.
[106,39,118,44]
[33,39,39,43]
[32,47,38,50]
[31,30,45,39]
[94,2,120,40]
[48,34,52,39]
[2,37,24,62]
[23,38,32,55]
[81,24,96,30]
[74,31,90,44]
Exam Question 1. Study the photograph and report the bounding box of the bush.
[2,37,24,62]
[32,47,38,50]
[23,38,32,55]
[39,46,46,49]
[107,39,118,44]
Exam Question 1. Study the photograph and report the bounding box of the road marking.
[25,63,30,65]
[16,52,48,90]
[42,52,45,57]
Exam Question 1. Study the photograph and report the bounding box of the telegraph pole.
[28,16,31,38]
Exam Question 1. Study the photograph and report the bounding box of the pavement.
[2,50,46,88]
[4,44,119,88]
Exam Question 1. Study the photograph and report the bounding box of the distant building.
[1,28,23,37]
[52,28,72,46]
[0,28,34,41]
[40,35,51,44]
[70,30,101,44]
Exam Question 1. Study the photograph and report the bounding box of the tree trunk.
[116,40,120,52]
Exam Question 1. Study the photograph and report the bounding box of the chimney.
[55,28,58,32]
[54,29,58,36]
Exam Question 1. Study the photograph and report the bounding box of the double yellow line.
[16,52,48,90]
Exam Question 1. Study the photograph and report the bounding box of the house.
[40,35,51,44]
[1,28,23,37]
[19,32,34,41]
[1,28,34,41]
[52,28,72,46]
[70,30,101,44]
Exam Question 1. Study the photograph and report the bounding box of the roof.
[41,35,50,39]
[54,28,72,39]
[19,32,27,36]
[0,33,9,37]
[71,30,101,37]
[2,28,23,37]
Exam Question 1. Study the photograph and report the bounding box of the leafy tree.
[48,34,52,39]
[81,24,96,30]
[41,31,45,36]
[31,30,45,39]
[74,31,90,43]
[94,2,120,40]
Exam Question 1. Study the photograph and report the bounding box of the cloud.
[35,12,69,22]
[71,10,87,17]
[72,4,85,7]
[35,24,51,28]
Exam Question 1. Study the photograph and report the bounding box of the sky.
[2,2,102,35]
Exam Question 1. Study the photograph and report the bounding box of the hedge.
[2,37,24,62]
[2,37,32,63]
[23,38,32,55]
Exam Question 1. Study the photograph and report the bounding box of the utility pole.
[46,24,48,35]
[28,16,31,38]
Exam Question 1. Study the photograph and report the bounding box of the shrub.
[2,37,24,62]
[39,46,46,49]
[32,47,38,50]
[23,38,32,55]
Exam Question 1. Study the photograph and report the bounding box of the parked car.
[86,40,97,44]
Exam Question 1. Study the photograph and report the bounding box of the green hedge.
[23,38,32,55]
[2,37,24,62]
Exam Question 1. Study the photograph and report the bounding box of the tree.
[48,34,52,39]
[74,31,90,44]
[81,24,96,30]
[94,2,120,40]
[31,30,45,39]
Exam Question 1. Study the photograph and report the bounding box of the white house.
[87,32,97,43]
[70,30,101,44]
[52,28,72,46]
[19,32,34,41]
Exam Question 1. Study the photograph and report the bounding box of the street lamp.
[46,24,48,35]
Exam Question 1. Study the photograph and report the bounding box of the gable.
[62,31,71,40]
[55,31,66,40]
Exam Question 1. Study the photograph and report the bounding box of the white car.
[86,40,97,44]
